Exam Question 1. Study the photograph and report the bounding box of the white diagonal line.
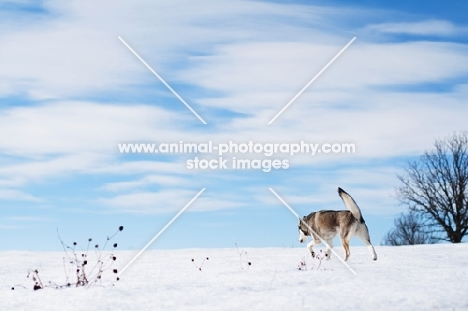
[117,188,206,277]
[118,36,207,125]
[268,188,357,275]
[268,37,356,125]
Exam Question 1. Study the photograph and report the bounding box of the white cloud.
[89,160,188,176]
[100,175,188,192]
[0,153,107,181]
[97,188,244,214]
[0,0,346,99]
[365,20,465,37]
[97,190,191,213]
[0,101,189,156]
[0,177,27,188]
[0,189,41,202]
[182,40,468,112]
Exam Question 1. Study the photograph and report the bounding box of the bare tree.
[383,211,437,246]
[397,132,468,243]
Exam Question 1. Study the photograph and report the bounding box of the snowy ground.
[2,243,468,310]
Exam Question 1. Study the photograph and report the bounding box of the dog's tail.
[338,187,365,223]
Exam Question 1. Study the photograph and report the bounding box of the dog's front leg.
[306,239,320,258]
[324,239,333,260]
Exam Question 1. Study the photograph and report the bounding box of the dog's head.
[298,217,309,243]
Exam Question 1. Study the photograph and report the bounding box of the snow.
[2,244,468,310]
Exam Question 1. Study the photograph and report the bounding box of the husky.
[298,187,377,261]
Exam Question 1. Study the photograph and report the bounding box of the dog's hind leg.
[343,241,351,261]
[357,225,377,260]
[306,239,321,258]
[339,235,351,261]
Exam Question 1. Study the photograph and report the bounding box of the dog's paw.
[310,251,315,258]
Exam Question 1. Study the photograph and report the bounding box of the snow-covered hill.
[2,244,468,310]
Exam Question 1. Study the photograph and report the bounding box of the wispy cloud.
[0,0,351,100]
[96,188,245,214]
[99,175,187,192]
[364,19,466,37]
[0,102,188,156]
[0,189,41,202]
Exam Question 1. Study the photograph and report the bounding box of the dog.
[298,187,377,261]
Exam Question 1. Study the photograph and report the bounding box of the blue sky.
[1,0,468,251]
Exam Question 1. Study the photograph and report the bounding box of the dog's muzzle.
[298,230,307,243]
